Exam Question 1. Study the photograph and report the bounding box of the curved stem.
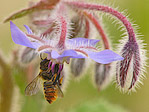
[84,18,90,38]
[64,1,136,42]
[83,11,110,49]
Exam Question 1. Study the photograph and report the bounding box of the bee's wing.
[56,84,64,98]
[25,75,41,96]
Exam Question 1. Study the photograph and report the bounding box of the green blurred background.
[0,0,149,112]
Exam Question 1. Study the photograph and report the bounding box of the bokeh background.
[0,0,149,112]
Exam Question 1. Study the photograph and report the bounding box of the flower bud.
[116,41,145,92]
[94,63,112,90]
[71,58,86,77]
[19,47,37,64]
[70,14,87,39]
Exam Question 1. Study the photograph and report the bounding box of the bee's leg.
[40,71,51,80]
[58,75,64,86]
[46,67,51,73]
[39,71,46,76]
[52,73,58,85]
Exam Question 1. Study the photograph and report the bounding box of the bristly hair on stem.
[64,1,147,92]
[5,0,147,93]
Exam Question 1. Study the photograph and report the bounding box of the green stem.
[0,52,14,112]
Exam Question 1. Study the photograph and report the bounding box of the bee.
[25,58,64,104]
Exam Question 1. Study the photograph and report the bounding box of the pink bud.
[116,41,144,92]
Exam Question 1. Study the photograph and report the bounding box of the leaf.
[4,7,35,23]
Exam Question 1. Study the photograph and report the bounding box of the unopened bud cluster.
[6,0,147,94]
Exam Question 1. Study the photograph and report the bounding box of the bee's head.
[40,58,50,71]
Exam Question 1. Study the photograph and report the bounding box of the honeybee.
[25,58,64,104]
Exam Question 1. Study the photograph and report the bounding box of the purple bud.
[71,58,86,77]
[95,63,112,90]
[19,47,37,64]
[116,41,142,92]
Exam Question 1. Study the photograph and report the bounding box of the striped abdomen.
[43,81,58,104]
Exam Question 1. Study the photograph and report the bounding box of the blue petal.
[51,50,60,59]
[71,38,100,45]
[87,49,124,64]
[67,38,100,47]
[60,50,86,58]
[24,25,33,34]
[10,21,36,49]
[51,50,86,59]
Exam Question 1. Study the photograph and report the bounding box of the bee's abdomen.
[43,82,58,104]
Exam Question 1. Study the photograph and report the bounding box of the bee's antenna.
[40,53,43,60]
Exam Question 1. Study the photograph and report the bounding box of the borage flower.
[10,20,123,72]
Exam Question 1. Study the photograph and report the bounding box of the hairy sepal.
[116,39,146,93]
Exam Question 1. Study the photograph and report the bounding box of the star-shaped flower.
[10,21,123,64]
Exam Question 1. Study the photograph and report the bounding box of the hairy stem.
[57,16,67,49]
[84,18,90,38]
[83,11,110,49]
[65,1,136,42]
